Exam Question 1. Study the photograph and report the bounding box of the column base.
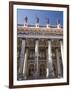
[23,75,27,80]
[48,71,55,78]
[58,74,63,78]
[17,73,24,80]
[34,72,39,79]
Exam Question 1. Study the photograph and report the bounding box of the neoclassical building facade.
[17,17,63,80]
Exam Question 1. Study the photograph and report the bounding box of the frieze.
[17,29,63,36]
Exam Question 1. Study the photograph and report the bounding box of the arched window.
[28,64,34,79]
[39,64,46,78]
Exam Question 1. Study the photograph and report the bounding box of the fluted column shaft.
[23,49,28,79]
[56,49,61,78]
[35,40,39,78]
[48,40,54,78]
[18,39,26,80]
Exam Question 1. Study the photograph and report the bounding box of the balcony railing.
[17,24,63,28]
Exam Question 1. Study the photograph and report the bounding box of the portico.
[17,36,63,80]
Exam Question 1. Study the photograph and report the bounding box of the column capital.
[59,39,63,42]
[47,39,53,43]
[22,38,26,40]
[47,39,51,41]
[35,39,39,41]
[46,39,51,45]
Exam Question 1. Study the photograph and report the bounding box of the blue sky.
[17,9,63,26]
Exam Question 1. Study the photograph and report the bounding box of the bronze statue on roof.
[57,19,60,24]
[46,17,49,24]
[36,17,39,23]
[24,16,28,23]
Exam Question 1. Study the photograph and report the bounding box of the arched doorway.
[28,64,34,79]
[39,64,46,79]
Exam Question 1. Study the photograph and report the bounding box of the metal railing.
[17,24,63,29]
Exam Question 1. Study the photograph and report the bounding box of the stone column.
[18,39,25,80]
[60,40,63,63]
[60,40,63,77]
[23,48,28,79]
[56,49,61,78]
[46,49,49,78]
[35,39,39,79]
[48,40,55,78]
